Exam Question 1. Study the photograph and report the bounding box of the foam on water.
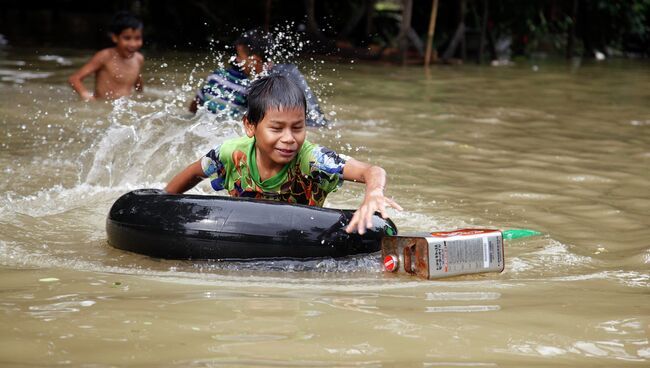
[0,69,53,83]
[37,54,72,66]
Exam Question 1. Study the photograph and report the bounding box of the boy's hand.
[345,188,402,235]
[81,92,95,102]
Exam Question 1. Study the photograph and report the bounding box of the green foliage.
[488,0,649,57]
[524,9,575,55]
[594,0,650,48]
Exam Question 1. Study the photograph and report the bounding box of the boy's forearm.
[165,175,203,194]
[68,52,106,101]
[68,75,92,100]
[345,164,401,234]
[135,75,144,92]
[362,166,387,196]
[164,161,206,194]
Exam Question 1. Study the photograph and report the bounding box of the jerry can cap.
[383,254,399,272]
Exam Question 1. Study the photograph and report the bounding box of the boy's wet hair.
[246,74,306,125]
[110,11,143,35]
[234,29,270,59]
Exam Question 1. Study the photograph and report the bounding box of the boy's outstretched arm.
[342,159,402,234]
[135,53,145,92]
[164,160,206,194]
[135,74,144,92]
[68,50,108,101]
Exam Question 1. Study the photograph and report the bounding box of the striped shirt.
[196,68,249,118]
[195,64,328,127]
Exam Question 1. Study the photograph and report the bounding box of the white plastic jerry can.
[381,229,505,279]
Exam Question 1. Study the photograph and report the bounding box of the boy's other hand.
[345,188,402,235]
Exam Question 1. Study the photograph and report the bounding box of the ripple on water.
[0,183,150,220]
[565,174,614,183]
[507,239,593,276]
[27,299,96,321]
[425,291,501,301]
[211,334,288,342]
[425,305,501,313]
[0,69,53,83]
[500,333,649,362]
[502,192,555,200]
[37,55,72,66]
[470,117,503,125]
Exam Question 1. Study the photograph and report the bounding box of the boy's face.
[111,28,143,58]
[235,44,264,76]
[244,107,306,171]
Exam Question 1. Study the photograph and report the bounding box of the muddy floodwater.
[1,47,649,366]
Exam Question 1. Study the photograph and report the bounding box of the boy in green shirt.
[165,74,401,234]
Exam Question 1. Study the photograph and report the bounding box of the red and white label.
[384,255,398,272]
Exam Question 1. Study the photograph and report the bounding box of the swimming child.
[168,74,401,234]
[68,11,144,101]
[190,29,328,127]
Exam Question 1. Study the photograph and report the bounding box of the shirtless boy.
[69,11,144,101]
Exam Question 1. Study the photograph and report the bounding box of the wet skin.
[68,27,144,100]
[243,107,306,180]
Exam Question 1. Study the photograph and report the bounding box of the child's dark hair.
[110,11,143,35]
[246,74,306,125]
[234,29,270,58]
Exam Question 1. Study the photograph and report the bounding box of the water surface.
[1,48,649,366]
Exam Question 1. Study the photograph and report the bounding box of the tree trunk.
[478,0,488,64]
[443,0,467,62]
[340,2,367,39]
[443,23,465,61]
[264,0,272,32]
[399,0,413,65]
[460,0,467,61]
[424,0,439,67]
[304,0,328,42]
[566,0,578,58]
[365,0,376,37]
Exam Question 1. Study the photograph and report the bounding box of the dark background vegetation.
[1,0,648,62]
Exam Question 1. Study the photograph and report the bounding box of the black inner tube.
[106,189,398,260]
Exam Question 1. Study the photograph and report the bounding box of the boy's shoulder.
[134,51,145,64]
[94,48,144,63]
[219,135,253,156]
[223,135,251,145]
[92,48,115,62]
[299,141,348,171]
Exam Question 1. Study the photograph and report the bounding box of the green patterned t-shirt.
[200,136,347,206]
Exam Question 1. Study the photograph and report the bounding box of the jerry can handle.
[403,244,416,274]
